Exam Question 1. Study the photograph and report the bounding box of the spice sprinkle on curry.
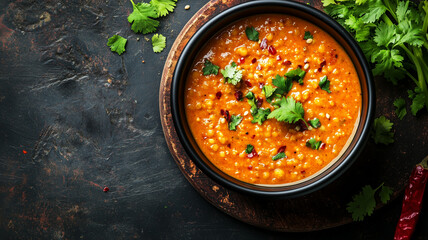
[184,14,361,185]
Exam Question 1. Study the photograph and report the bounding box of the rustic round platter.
[159,0,428,232]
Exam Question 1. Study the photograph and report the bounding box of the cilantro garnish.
[221,62,243,85]
[371,116,394,145]
[267,97,308,127]
[245,144,254,154]
[245,92,258,115]
[347,183,393,221]
[228,115,242,131]
[251,108,271,125]
[272,152,286,161]
[272,74,293,95]
[285,68,306,85]
[319,76,332,93]
[393,98,407,120]
[262,85,277,99]
[303,31,313,40]
[202,60,220,76]
[152,33,166,53]
[245,27,259,41]
[306,138,322,150]
[107,35,128,55]
[308,118,321,128]
[150,0,177,17]
[323,0,428,114]
[128,0,160,34]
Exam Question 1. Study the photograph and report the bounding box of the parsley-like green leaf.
[246,91,258,115]
[251,108,271,125]
[408,88,426,116]
[128,0,159,34]
[272,74,293,95]
[346,185,377,221]
[319,76,332,93]
[285,68,306,85]
[150,0,177,17]
[371,116,394,145]
[221,62,243,85]
[245,144,254,154]
[228,115,242,131]
[245,27,259,41]
[359,0,387,24]
[303,31,313,40]
[202,60,220,75]
[306,138,322,150]
[309,118,321,128]
[379,185,393,204]
[272,152,286,161]
[393,98,407,120]
[373,22,395,47]
[152,33,166,53]
[267,97,307,126]
[262,85,277,99]
[107,35,128,55]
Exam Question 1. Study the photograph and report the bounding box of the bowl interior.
[171,0,374,198]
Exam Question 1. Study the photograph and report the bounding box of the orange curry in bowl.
[184,14,361,185]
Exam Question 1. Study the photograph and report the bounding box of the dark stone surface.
[0,0,427,239]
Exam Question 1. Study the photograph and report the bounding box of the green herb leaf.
[319,76,332,93]
[202,60,220,75]
[272,74,293,95]
[371,116,394,145]
[251,108,271,125]
[228,115,242,131]
[272,152,286,161]
[246,91,258,115]
[245,144,254,154]
[303,31,313,40]
[285,68,306,85]
[262,85,277,99]
[306,138,322,150]
[128,0,159,34]
[107,35,128,55]
[245,27,259,41]
[346,185,377,221]
[373,22,395,47]
[267,97,307,126]
[379,185,393,204]
[393,98,407,120]
[221,62,243,85]
[359,0,387,24]
[408,88,426,116]
[152,33,166,53]
[309,118,321,128]
[150,0,177,17]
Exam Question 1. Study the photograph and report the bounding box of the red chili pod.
[234,91,243,101]
[268,45,277,55]
[216,91,222,99]
[238,57,245,64]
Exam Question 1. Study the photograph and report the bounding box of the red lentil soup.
[184,14,361,185]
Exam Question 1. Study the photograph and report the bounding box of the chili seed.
[216,91,222,99]
[244,80,252,87]
[268,45,277,55]
[276,55,282,61]
[251,58,257,64]
[239,57,245,64]
[277,146,287,153]
[234,91,243,101]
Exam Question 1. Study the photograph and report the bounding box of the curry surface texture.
[184,14,361,185]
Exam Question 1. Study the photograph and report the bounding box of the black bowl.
[171,0,375,198]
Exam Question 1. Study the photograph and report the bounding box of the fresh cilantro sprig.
[221,62,243,85]
[246,92,270,125]
[228,115,242,131]
[393,98,407,120]
[272,152,286,161]
[267,96,308,127]
[150,0,177,17]
[285,68,306,85]
[371,116,394,145]
[309,118,321,128]
[306,138,322,150]
[347,183,393,221]
[128,0,160,34]
[323,0,428,115]
[245,144,254,154]
[303,31,313,40]
[152,33,166,53]
[319,76,332,93]
[245,27,259,41]
[107,35,128,55]
[203,60,220,75]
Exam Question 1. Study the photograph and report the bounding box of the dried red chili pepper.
[394,156,428,240]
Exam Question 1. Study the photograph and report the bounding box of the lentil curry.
[184,14,361,185]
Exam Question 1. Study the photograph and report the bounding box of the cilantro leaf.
[379,185,393,204]
[221,62,243,85]
[245,27,259,41]
[319,76,332,93]
[371,116,394,145]
[203,60,220,75]
[262,85,277,99]
[152,33,166,53]
[306,138,322,150]
[228,115,242,131]
[408,88,426,116]
[272,74,293,95]
[245,92,258,115]
[245,144,254,154]
[373,22,395,47]
[309,118,321,128]
[107,35,127,55]
[150,0,177,17]
[303,31,313,40]
[272,152,286,161]
[346,185,377,221]
[267,97,307,126]
[251,108,271,125]
[393,98,407,120]
[324,4,350,19]
[128,0,159,34]
[322,0,336,7]
[285,68,306,85]
[359,0,387,23]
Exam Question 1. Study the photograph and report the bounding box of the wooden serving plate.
[159,0,428,231]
